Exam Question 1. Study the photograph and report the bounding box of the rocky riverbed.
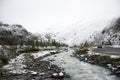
[0,50,70,80]
[43,49,120,80]
[1,48,120,80]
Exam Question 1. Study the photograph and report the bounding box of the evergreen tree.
[83,41,89,47]
[108,40,112,45]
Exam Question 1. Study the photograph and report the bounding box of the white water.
[43,49,120,80]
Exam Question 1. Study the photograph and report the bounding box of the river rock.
[52,73,58,78]
[107,64,112,69]
[30,71,38,75]
[59,72,64,77]
[51,72,64,79]
[50,52,57,55]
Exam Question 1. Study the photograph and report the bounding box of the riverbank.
[1,48,120,80]
[0,49,70,80]
[74,48,120,77]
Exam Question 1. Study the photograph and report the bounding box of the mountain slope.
[91,18,120,46]
[0,22,37,45]
[50,19,113,46]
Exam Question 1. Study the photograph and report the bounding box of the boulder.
[51,72,64,79]
[59,72,64,78]
[50,52,57,55]
[107,64,112,69]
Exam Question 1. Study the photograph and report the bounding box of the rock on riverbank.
[0,51,70,80]
[74,49,120,77]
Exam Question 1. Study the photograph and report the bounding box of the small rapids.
[43,49,120,80]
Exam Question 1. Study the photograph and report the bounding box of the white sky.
[0,0,120,33]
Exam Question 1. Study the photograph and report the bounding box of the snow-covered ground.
[43,49,120,80]
[112,45,120,48]
[3,48,120,80]
[31,51,51,59]
[3,50,54,74]
[3,53,27,74]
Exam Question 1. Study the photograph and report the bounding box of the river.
[43,49,120,80]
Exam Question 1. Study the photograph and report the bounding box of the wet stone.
[0,54,71,80]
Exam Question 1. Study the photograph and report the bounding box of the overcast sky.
[0,0,120,33]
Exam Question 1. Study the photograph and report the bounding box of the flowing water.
[43,49,120,80]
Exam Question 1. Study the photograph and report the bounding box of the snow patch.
[3,53,26,74]
[112,45,120,48]
[110,55,120,58]
[31,50,53,59]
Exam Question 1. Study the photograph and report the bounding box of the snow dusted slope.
[51,19,113,46]
[34,32,56,41]
[0,22,37,45]
[91,18,120,46]
[0,22,34,37]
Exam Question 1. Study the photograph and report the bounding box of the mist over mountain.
[91,18,120,46]
[0,17,120,47]
[43,18,114,46]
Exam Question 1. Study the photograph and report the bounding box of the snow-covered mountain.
[0,22,32,36]
[47,18,113,46]
[33,17,120,46]
[91,18,120,46]
[34,33,56,41]
[0,22,37,45]
[2,17,118,46]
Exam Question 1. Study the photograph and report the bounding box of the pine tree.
[35,39,39,48]
[83,41,89,47]
[108,40,112,45]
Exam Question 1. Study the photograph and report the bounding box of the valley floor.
[1,48,120,80]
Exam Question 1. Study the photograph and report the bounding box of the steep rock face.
[91,18,120,46]
[0,22,37,45]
